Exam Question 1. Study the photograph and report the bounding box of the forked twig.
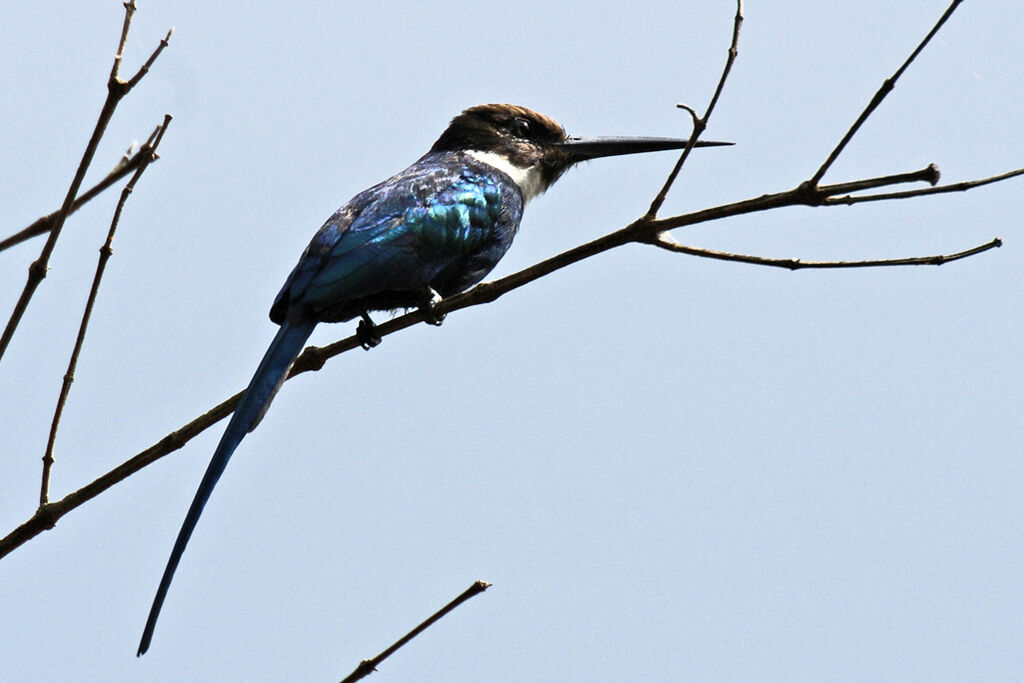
[0,1,172,363]
[824,167,1024,205]
[339,581,491,683]
[0,147,154,252]
[39,116,172,506]
[807,0,963,186]
[647,0,744,218]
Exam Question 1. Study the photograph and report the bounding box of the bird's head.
[429,103,729,203]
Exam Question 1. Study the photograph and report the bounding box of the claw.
[356,312,382,350]
[419,287,445,326]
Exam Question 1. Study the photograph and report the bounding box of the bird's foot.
[356,312,382,350]
[419,288,446,326]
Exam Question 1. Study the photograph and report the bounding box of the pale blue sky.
[2,2,1022,681]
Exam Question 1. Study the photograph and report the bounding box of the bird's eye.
[511,117,531,138]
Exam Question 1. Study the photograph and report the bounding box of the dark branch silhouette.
[0,0,172,362]
[40,116,172,506]
[1,0,1018,562]
[339,581,491,683]
[0,146,155,252]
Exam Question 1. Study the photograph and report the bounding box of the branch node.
[794,180,824,205]
[301,345,328,372]
[28,259,49,279]
[34,503,60,530]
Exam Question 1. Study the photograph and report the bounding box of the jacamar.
[138,103,728,654]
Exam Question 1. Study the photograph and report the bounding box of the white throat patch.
[466,150,545,205]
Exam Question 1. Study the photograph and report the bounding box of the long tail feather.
[137,320,316,656]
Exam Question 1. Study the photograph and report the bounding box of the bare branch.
[124,28,174,91]
[646,0,743,217]
[650,233,1002,270]
[824,167,1024,205]
[40,116,172,506]
[817,164,940,198]
[1,388,241,558]
[649,159,998,236]
[339,581,491,683]
[807,0,964,185]
[110,0,136,82]
[0,2,171,364]
[0,145,154,253]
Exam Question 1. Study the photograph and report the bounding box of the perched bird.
[137,103,728,654]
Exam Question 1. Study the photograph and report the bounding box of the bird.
[137,103,729,655]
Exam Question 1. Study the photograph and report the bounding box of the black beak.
[560,136,732,161]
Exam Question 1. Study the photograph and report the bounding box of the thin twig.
[817,164,940,198]
[824,167,1024,205]
[807,0,964,186]
[339,581,491,683]
[650,164,971,235]
[125,28,174,91]
[111,0,137,82]
[646,0,743,218]
[0,146,153,253]
[1,388,242,558]
[650,233,1002,269]
[0,2,171,364]
[39,116,171,506]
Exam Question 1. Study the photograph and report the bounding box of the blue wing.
[271,152,522,323]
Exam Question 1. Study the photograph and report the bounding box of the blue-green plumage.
[271,152,521,324]
[139,103,721,655]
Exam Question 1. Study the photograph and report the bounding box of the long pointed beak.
[560,136,732,161]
